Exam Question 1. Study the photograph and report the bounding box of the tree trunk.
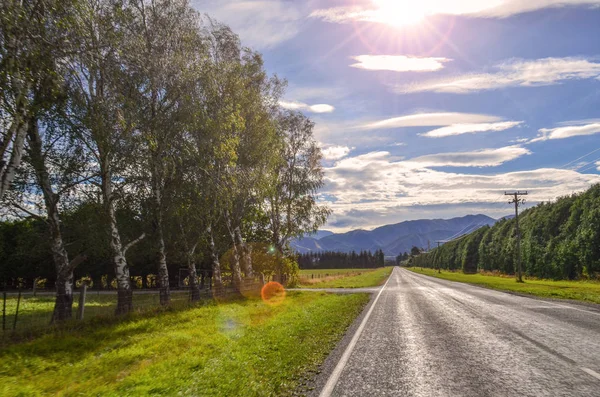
[152,165,170,305]
[225,214,243,291]
[199,270,206,290]
[26,119,76,322]
[0,81,30,199]
[102,167,132,314]
[187,243,201,302]
[235,226,254,279]
[208,224,223,292]
[52,271,74,322]
[155,218,170,305]
[111,215,132,315]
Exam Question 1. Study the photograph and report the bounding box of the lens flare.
[261,281,286,306]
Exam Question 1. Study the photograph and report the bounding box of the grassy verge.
[299,267,393,288]
[407,267,600,304]
[0,291,368,396]
[0,290,196,333]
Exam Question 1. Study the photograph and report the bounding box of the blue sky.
[193,0,600,232]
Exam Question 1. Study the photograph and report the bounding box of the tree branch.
[9,201,47,222]
[68,253,88,272]
[123,233,146,256]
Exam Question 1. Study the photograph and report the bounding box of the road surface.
[318,267,600,397]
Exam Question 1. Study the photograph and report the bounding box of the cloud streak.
[410,146,531,167]
[397,57,600,94]
[532,122,600,142]
[311,1,600,25]
[421,121,523,138]
[360,112,502,130]
[279,100,335,114]
[350,55,451,72]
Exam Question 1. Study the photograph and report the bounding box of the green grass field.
[298,267,393,288]
[0,291,369,396]
[407,267,600,304]
[0,291,195,333]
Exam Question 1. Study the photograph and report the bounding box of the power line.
[560,147,600,169]
[576,156,600,173]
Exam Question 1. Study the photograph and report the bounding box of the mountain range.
[291,214,496,256]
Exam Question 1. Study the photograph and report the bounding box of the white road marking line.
[318,268,395,397]
[581,367,600,381]
[536,300,600,317]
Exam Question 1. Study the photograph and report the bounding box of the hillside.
[412,184,600,279]
[290,214,496,255]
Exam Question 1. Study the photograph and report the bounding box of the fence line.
[1,280,264,337]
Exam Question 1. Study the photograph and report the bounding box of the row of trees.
[298,250,385,269]
[411,184,600,279]
[0,0,329,320]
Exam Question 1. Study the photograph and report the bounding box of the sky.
[192,0,600,232]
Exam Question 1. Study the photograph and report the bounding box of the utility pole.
[435,241,442,273]
[505,191,528,282]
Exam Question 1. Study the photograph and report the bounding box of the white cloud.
[409,146,530,167]
[530,122,600,143]
[597,161,600,171]
[350,55,451,72]
[311,1,600,26]
[279,100,335,114]
[398,57,600,94]
[322,151,600,231]
[361,112,502,130]
[321,145,353,160]
[192,1,304,49]
[421,121,523,138]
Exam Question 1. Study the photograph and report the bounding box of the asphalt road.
[318,267,600,397]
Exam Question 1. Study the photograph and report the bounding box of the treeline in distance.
[0,0,329,320]
[298,250,386,270]
[411,184,600,280]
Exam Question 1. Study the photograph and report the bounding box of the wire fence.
[1,279,263,338]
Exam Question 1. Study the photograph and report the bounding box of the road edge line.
[581,367,600,381]
[318,267,395,397]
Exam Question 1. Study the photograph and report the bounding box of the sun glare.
[372,0,429,27]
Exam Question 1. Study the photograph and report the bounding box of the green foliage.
[412,184,600,280]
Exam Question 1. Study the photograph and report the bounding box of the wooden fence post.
[32,278,37,297]
[13,288,21,331]
[77,283,87,320]
[2,291,6,332]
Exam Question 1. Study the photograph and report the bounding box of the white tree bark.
[187,242,201,302]
[207,224,223,292]
[0,116,28,199]
[224,212,243,290]
[25,119,83,322]
[153,181,170,305]
[234,226,254,279]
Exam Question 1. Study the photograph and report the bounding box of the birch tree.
[0,0,93,321]
[123,0,204,305]
[265,111,330,282]
[0,0,74,198]
[66,0,145,314]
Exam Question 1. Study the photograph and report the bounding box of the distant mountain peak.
[290,214,496,255]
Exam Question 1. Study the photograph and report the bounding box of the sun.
[371,0,429,27]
